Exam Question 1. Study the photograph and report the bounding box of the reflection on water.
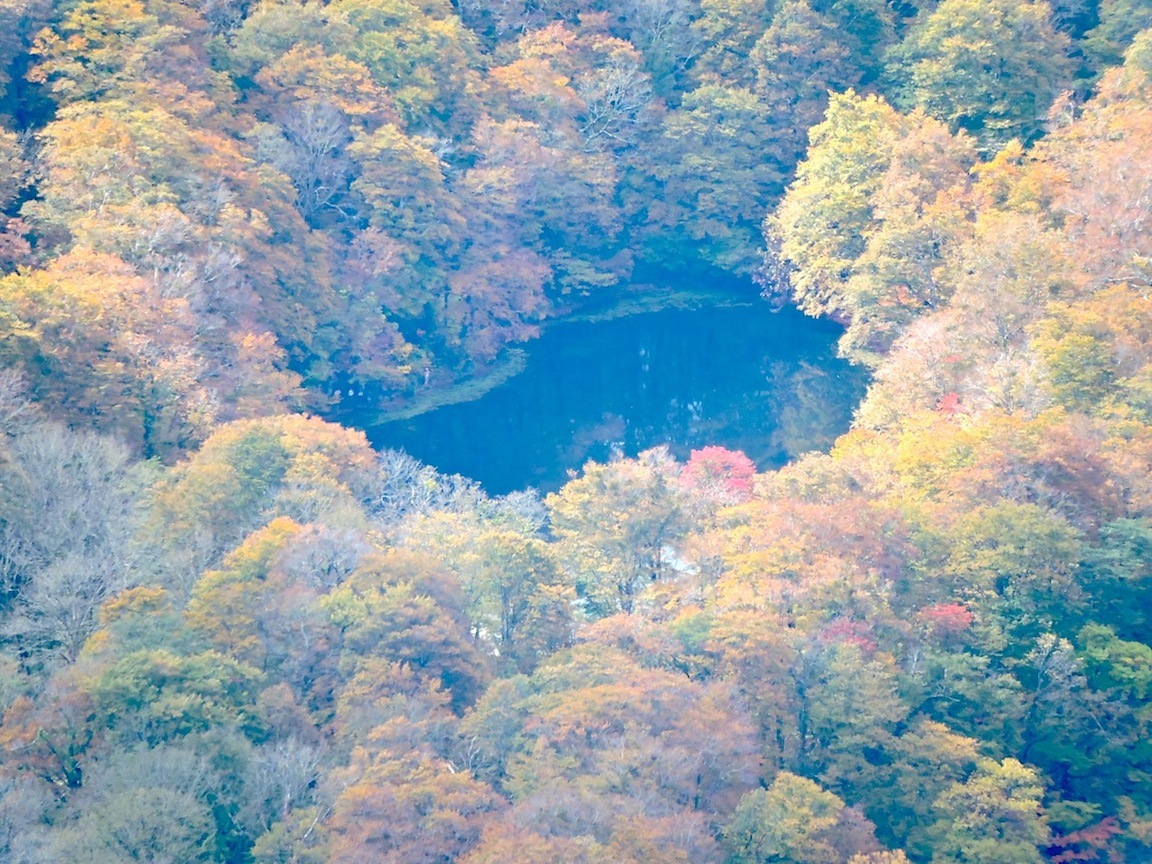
[363,300,869,494]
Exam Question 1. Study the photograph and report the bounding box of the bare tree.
[0,424,146,664]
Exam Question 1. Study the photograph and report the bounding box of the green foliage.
[49,786,217,863]
[769,91,907,318]
[28,0,213,107]
[349,123,462,262]
[1084,0,1152,68]
[691,0,774,84]
[884,0,1074,151]
[927,758,1050,864]
[1078,623,1152,700]
[651,84,786,273]
[546,449,687,616]
[723,772,847,864]
[149,415,376,575]
[941,501,1085,643]
[1081,519,1152,639]
[330,0,482,135]
[749,0,893,173]
[89,649,266,744]
[399,513,573,673]
[802,641,909,790]
[771,91,980,364]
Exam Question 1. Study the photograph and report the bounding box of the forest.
[2,0,1152,860]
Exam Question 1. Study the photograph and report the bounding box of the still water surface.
[365,298,868,495]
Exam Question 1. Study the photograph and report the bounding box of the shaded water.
[364,298,868,494]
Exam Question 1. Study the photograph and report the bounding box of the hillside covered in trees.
[4,0,1152,861]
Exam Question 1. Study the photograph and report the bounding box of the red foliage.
[681,446,757,504]
[1047,817,1122,863]
[918,603,974,637]
[818,618,878,653]
[936,391,963,416]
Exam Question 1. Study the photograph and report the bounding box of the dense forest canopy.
[3,0,1152,861]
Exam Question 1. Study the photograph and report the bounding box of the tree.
[236,737,326,837]
[328,0,484,137]
[1076,624,1152,766]
[445,242,552,361]
[0,0,52,118]
[80,587,191,661]
[459,822,619,864]
[748,0,874,173]
[28,0,216,111]
[873,721,981,856]
[0,424,150,665]
[487,19,658,156]
[326,747,504,864]
[904,647,1028,756]
[770,90,979,363]
[399,513,572,673]
[87,648,266,745]
[1038,37,1152,289]
[322,550,490,711]
[884,0,1073,152]
[462,112,622,295]
[649,84,786,273]
[224,0,345,81]
[1083,0,1152,69]
[751,0,895,155]
[0,131,31,274]
[0,250,213,455]
[0,670,98,792]
[184,517,341,691]
[48,786,217,864]
[333,657,457,751]
[837,117,976,362]
[927,758,1050,864]
[608,0,703,96]
[1081,518,1152,640]
[458,641,759,831]
[546,449,687,616]
[690,0,773,85]
[248,45,395,228]
[347,122,463,306]
[148,415,377,582]
[22,88,348,403]
[1030,280,1152,426]
[248,806,329,864]
[769,91,907,318]
[723,772,875,864]
[506,649,759,816]
[942,501,1085,645]
[699,606,801,768]
[1033,302,1124,414]
[801,641,909,793]
[680,446,757,510]
[0,772,53,862]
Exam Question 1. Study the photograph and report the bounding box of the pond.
[362,294,869,495]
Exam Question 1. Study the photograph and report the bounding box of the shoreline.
[356,285,767,427]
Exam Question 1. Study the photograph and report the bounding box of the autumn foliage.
[2,0,1152,863]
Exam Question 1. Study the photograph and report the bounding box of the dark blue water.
[364,299,868,494]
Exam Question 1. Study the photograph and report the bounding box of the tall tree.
[546,449,687,616]
[927,758,1051,864]
[769,91,907,319]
